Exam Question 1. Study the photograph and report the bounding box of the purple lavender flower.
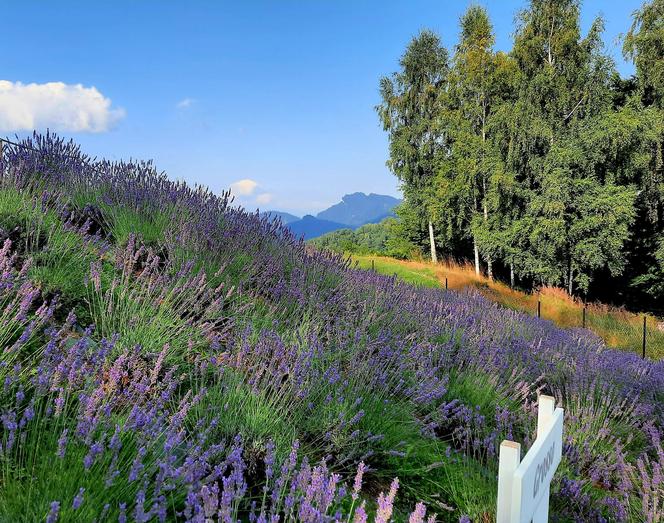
[200,484,219,518]
[375,478,399,523]
[409,502,427,523]
[353,501,367,523]
[352,462,365,501]
[265,439,276,482]
[1,131,662,523]
[72,488,85,509]
[46,501,60,523]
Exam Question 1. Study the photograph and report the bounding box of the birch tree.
[377,31,449,263]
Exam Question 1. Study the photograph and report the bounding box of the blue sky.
[2,1,641,215]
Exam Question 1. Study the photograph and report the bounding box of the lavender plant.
[0,132,661,522]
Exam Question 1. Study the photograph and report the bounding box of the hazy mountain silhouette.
[266,192,401,239]
[316,192,400,226]
[287,215,349,240]
[261,210,300,224]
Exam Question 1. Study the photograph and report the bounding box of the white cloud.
[230,178,258,196]
[255,193,273,205]
[176,97,194,109]
[0,80,124,133]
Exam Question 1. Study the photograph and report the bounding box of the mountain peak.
[260,210,300,224]
[317,192,400,227]
[263,192,401,240]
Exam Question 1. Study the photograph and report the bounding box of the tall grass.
[353,255,664,359]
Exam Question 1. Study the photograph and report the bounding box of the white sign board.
[497,395,564,523]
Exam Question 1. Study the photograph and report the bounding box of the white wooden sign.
[496,395,564,523]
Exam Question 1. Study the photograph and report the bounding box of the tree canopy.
[377,0,664,310]
[377,30,449,262]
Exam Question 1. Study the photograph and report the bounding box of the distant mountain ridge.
[261,210,300,224]
[287,215,348,240]
[264,192,401,240]
[316,192,400,226]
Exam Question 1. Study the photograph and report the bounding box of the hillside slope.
[352,255,664,358]
[0,134,662,522]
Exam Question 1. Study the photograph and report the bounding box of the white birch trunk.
[428,220,438,263]
[473,237,480,276]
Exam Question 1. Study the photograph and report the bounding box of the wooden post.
[371,259,375,272]
[445,277,448,290]
[497,441,521,523]
[643,316,647,359]
[582,307,586,329]
[537,300,541,318]
[534,395,555,522]
[537,395,555,435]
[497,395,563,523]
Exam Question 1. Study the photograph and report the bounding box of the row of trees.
[377,0,663,307]
[309,218,417,259]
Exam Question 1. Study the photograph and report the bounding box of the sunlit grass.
[353,254,664,359]
[352,255,440,288]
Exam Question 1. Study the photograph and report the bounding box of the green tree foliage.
[377,0,663,306]
[445,6,517,279]
[308,216,418,260]
[309,228,358,254]
[377,31,449,262]
[624,0,664,107]
[623,0,664,300]
[506,0,638,294]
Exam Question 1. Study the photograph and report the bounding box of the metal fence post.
[643,316,647,359]
[445,277,448,290]
[537,299,541,318]
[582,307,586,329]
[371,259,374,272]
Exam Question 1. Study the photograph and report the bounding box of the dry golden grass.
[353,255,664,358]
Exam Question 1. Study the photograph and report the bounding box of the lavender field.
[0,133,662,522]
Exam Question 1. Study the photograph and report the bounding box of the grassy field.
[353,254,664,359]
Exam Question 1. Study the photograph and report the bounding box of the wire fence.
[533,297,664,360]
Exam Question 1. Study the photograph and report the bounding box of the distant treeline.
[308,218,415,259]
[375,0,663,311]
